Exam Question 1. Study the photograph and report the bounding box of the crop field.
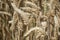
[0,0,60,40]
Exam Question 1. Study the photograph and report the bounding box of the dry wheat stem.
[23,27,45,38]
[0,11,12,16]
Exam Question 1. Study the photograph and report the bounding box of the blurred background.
[0,0,60,40]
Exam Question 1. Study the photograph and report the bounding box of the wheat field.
[0,0,60,40]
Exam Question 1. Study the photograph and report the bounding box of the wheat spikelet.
[20,7,38,12]
[24,1,40,9]
[11,3,30,16]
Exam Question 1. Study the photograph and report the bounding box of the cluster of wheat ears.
[0,0,60,40]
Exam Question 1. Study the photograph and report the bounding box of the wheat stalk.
[23,27,45,38]
[0,11,12,16]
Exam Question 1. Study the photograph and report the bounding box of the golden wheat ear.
[11,3,30,15]
[24,1,40,9]
[20,7,38,12]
